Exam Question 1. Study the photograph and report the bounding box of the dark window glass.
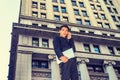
[61,7,67,13]
[60,0,65,4]
[32,11,38,17]
[63,16,69,22]
[76,19,82,25]
[85,20,91,26]
[117,48,120,54]
[32,1,38,8]
[107,7,113,13]
[93,45,100,53]
[98,22,103,28]
[55,15,60,21]
[84,44,91,52]
[52,0,57,2]
[53,6,59,12]
[79,2,85,7]
[113,8,118,14]
[42,38,49,48]
[40,3,46,10]
[72,1,77,6]
[82,11,88,17]
[74,9,80,15]
[32,37,39,47]
[32,60,48,68]
[105,23,110,29]
[101,14,106,20]
[91,4,95,9]
[94,13,100,19]
[112,16,117,22]
[108,47,115,55]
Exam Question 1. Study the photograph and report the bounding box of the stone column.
[48,55,61,80]
[77,58,90,80]
[15,51,32,80]
[104,61,118,80]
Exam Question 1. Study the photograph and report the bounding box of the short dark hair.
[59,24,70,31]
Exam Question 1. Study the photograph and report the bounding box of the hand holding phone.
[67,32,71,39]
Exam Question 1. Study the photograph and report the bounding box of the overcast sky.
[0,0,20,79]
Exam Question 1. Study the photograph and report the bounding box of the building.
[8,0,120,80]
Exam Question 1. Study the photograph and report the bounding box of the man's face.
[59,27,69,38]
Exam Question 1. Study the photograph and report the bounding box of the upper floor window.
[72,1,77,6]
[74,9,80,15]
[61,7,67,13]
[76,19,82,25]
[93,45,100,53]
[98,22,103,28]
[53,5,59,12]
[32,23,38,27]
[60,0,65,4]
[101,14,107,20]
[117,48,120,54]
[42,38,49,48]
[85,20,91,26]
[104,0,108,4]
[84,44,91,52]
[107,7,113,13]
[109,1,114,5]
[32,37,39,47]
[82,11,88,17]
[105,23,110,29]
[108,47,115,55]
[55,15,60,21]
[88,65,104,73]
[113,8,118,14]
[117,25,120,30]
[90,4,96,10]
[32,1,38,8]
[63,16,69,22]
[97,5,103,11]
[41,13,46,19]
[32,60,48,69]
[112,16,117,22]
[79,2,85,7]
[32,11,38,17]
[40,3,46,10]
[94,13,100,19]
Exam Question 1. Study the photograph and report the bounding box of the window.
[113,8,118,14]
[109,1,114,5]
[85,20,91,26]
[101,14,107,20]
[117,48,120,54]
[117,25,120,30]
[63,16,69,22]
[76,19,82,25]
[41,13,46,19]
[93,45,100,53]
[53,6,59,12]
[32,23,38,26]
[88,65,104,73]
[98,22,103,27]
[60,0,65,4]
[42,38,49,48]
[82,11,88,17]
[94,13,100,19]
[97,5,102,11]
[72,1,77,6]
[102,33,107,36]
[108,47,115,55]
[112,16,117,22]
[55,15,60,21]
[90,4,95,10]
[95,0,99,3]
[105,23,110,29]
[107,7,113,13]
[79,2,85,7]
[32,11,38,17]
[84,44,91,52]
[118,16,120,21]
[32,1,38,8]
[32,37,39,47]
[32,60,48,68]
[61,7,67,13]
[52,0,57,2]
[104,0,108,4]
[40,3,46,10]
[74,9,80,15]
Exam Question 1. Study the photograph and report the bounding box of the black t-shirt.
[53,36,76,59]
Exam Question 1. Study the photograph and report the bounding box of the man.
[53,25,79,80]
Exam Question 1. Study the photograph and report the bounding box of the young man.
[53,25,79,80]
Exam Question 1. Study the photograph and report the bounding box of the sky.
[0,0,20,80]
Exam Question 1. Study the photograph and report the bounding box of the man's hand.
[67,32,71,39]
[60,56,68,63]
